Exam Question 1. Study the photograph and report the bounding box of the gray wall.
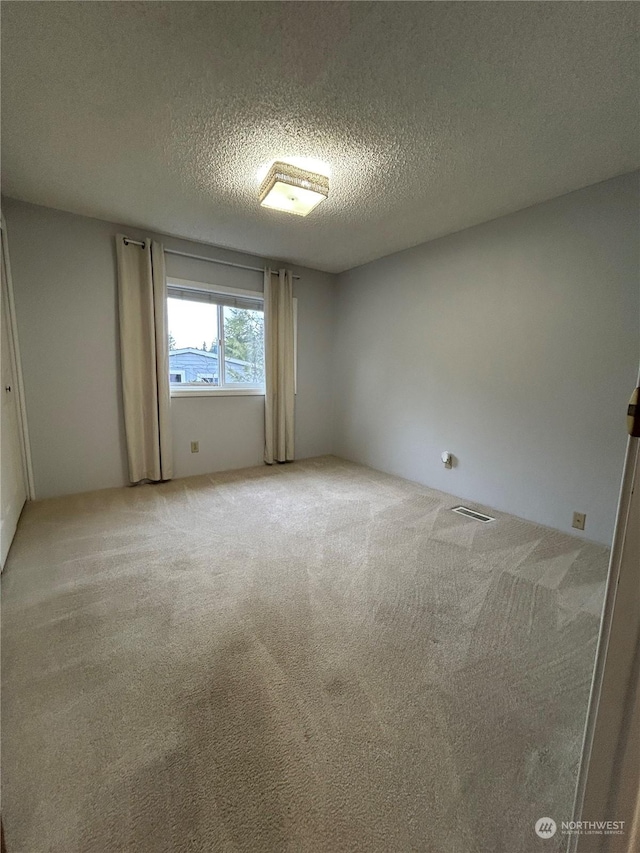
[4,175,637,543]
[2,199,336,498]
[333,173,639,544]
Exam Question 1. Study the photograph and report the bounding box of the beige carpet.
[1,456,608,853]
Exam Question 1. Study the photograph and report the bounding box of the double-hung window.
[167,282,265,395]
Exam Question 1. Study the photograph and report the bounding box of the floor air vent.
[451,506,495,523]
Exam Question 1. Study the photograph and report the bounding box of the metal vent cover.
[451,506,495,523]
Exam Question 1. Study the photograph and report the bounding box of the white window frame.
[169,369,186,384]
[168,278,282,398]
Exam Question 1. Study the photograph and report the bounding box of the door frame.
[1,212,34,500]
[570,367,640,853]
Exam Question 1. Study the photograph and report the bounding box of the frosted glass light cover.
[259,162,328,217]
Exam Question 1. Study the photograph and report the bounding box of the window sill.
[171,387,265,398]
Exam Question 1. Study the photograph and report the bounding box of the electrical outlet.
[572,512,586,531]
[190,441,199,454]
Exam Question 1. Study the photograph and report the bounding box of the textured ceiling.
[2,2,638,273]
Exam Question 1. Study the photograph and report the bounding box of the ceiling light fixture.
[258,161,329,217]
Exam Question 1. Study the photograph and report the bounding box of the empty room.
[1,3,639,852]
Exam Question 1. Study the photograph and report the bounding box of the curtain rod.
[122,238,300,279]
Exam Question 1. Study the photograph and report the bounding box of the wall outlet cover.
[572,512,586,531]
[191,441,199,453]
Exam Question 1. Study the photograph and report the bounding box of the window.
[167,284,265,394]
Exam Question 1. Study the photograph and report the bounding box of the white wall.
[333,173,639,544]
[2,199,336,498]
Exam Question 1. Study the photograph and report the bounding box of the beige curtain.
[116,236,172,483]
[264,268,295,464]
